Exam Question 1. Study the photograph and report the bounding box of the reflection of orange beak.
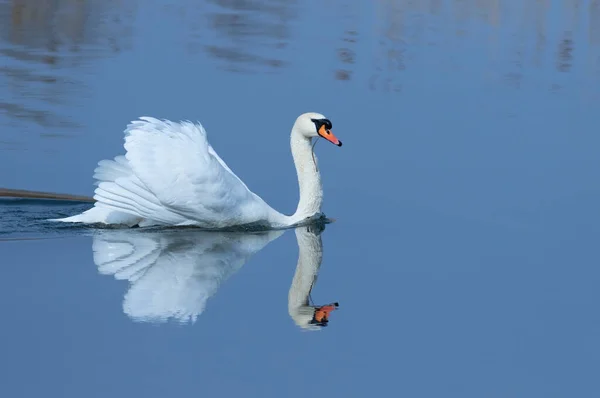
[318,125,342,147]
[313,302,339,323]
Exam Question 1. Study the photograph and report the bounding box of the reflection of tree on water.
[532,0,548,69]
[0,0,135,137]
[557,32,574,73]
[555,0,577,74]
[4,0,133,53]
[334,1,358,82]
[370,0,405,93]
[590,1,600,76]
[1,0,599,136]
[344,0,600,93]
[199,0,297,73]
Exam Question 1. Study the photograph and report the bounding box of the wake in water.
[0,188,98,238]
[0,188,336,238]
[0,197,94,239]
[0,188,94,202]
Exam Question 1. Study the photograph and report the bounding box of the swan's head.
[295,112,342,147]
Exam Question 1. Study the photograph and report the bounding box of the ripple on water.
[0,199,94,239]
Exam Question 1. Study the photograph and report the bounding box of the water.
[1,0,599,396]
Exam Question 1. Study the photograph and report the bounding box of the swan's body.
[52,112,342,229]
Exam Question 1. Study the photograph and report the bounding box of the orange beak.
[313,302,339,323]
[318,125,342,147]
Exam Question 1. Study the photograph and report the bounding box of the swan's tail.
[50,155,174,226]
[52,206,142,226]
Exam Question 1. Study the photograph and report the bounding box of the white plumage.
[52,112,342,229]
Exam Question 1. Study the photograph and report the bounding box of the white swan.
[53,112,342,229]
[90,222,338,329]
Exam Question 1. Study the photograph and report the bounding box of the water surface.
[1,1,599,397]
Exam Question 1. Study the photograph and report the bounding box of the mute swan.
[53,112,342,229]
[90,222,337,329]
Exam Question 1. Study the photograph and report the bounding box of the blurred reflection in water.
[333,1,358,83]
[91,222,338,330]
[364,0,600,92]
[1,0,599,141]
[200,0,297,72]
[0,0,135,136]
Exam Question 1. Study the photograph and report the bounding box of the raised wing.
[93,117,276,227]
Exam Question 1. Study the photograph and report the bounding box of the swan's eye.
[311,118,332,132]
[311,118,341,146]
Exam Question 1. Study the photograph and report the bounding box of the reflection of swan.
[92,228,284,323]
[53,113,342,229]
[91,223,338,328]
[289,223,339,330]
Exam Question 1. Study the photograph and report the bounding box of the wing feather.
[58,117,284,228]
[115,117,275,227]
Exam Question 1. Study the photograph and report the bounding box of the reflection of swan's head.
[290,302,339,330]
[294,112,342,147]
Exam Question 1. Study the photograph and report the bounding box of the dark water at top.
[1,1,599,397]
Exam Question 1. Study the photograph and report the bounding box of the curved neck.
[290,129,323,222]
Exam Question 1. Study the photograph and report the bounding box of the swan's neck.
[290,130,323,222]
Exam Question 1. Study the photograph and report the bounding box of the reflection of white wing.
[92,228,284,323]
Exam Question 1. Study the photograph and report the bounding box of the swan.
[52,112,342,229]
[90,222,338,329]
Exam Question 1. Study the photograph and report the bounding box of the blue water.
[1,1,599,397]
